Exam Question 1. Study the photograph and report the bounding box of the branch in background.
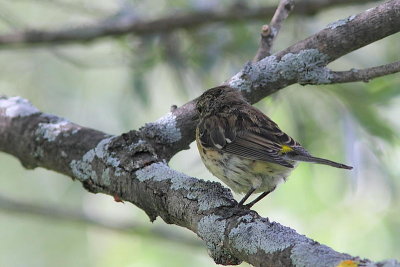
[0,193,202,247]
[253,0,294,62]
[0,0,379,47]
[326,61,400,83]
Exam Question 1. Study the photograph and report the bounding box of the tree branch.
[325,61,400,83]
[253,0,294,62]
[0,193,202,247]
[0,0,379,47]
[228,0,400,103]
[0,96,397,266]
[14,0,109,16]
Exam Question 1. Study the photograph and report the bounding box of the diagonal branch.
[253,0,294,62]
[0,0,379,47]
[0,96,397,266]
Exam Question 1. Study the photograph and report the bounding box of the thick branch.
[0,0,378,47]
[1,96,397,266]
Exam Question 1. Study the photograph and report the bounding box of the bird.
[195,85,353,208]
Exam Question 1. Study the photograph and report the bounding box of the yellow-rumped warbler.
[196,86,352,208]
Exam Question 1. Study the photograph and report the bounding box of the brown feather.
[196,87,299,168]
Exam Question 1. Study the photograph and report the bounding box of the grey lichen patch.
[69,136,123,183]
[94,137,121,169]
[135,162,233,210]
[136,162,176,182]
[36,120,70,142]
[229,219,308,255]
[278,50,332,84]
[198,215,226,259]
[136,162,198,188]
[0,96,40,118]
[229,69,254,92]
[94,136,124,177]
[70,149,96,181]
[380,259,400,267]
[229,56,281,92]
[326,15,356,29]
[229,49,332,91]
[185,181,233,211]
[101,168,112,186]
[230,218,357,266]
[291,243,351,267]
[142,112,182,144]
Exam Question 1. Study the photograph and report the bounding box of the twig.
[326,61,400,83]
[0,193,202,247]
[253,0,294,62]
[0,0,379,48]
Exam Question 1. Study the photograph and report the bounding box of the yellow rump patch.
[280,145,293,153]
[336,260,358,267]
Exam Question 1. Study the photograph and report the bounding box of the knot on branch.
[111,130,158,172]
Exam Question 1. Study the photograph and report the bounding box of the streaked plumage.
[195,86,352,207]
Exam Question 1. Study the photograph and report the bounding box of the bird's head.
[196,86,246,116]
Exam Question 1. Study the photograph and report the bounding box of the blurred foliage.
[0,0,399,266]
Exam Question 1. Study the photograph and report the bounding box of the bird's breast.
[196,138,296,194]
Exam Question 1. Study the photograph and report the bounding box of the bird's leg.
[237,187,256,206]
[244,186,276,208]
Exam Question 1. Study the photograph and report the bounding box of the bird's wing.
[197,108,300,168]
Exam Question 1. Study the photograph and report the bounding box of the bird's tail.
[291,155,353,170]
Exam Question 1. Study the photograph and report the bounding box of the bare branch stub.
[253,0,295,62]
